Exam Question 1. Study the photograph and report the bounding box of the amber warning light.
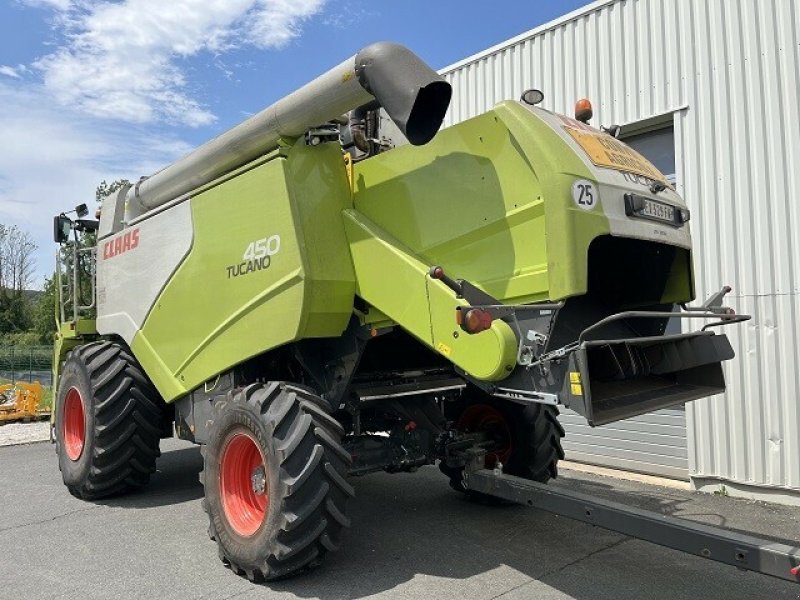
[575,98,593,123]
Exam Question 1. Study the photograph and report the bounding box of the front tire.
[202,383,353,581]
[55,341,163,499]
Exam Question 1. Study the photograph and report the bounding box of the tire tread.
[202,382,352,581]
[57,341,163,500]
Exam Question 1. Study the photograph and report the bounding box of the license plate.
[624,194,679,225]
[641,199,675,222]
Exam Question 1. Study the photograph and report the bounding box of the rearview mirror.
[53,215,71,244]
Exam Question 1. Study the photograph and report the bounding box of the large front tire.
[55,341,163,499]
[202,383,353,581]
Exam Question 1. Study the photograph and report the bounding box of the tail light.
[458,308,493,334]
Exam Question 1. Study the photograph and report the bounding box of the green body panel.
[343,210,517,380]
[59,319,97,337]
[352,101,608,303]
[497,102,613,301]
[133,143,355,402]
[50,319,97,424]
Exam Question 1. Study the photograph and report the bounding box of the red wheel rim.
[62,387,86,461]
[220,431,268,537]
[457,404,512,468]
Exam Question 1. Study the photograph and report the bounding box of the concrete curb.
[0,421,51,447]
[559,459,691,490]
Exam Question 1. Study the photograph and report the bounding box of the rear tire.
[441,392,565,495]
[55,341,163,499]
[202,382,353,581]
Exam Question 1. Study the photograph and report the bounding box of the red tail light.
[461,308,493,334]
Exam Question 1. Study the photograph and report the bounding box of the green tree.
[0,224,36,334]
[95,178,130,203]
[33,276,57,343]
[0,295,31,333]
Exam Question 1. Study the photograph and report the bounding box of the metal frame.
[465,467,800,583]
[449,285,750,371]
[577,309,749,343]
[56,242,96,324]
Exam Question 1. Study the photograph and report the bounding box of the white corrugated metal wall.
[438,0,800,500]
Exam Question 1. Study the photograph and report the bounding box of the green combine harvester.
[51,43,793,583]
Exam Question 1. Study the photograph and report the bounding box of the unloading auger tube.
[126,42,451,213]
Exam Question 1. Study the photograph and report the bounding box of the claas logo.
[103,228,140,259]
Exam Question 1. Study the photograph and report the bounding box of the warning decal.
[564,126,668,184]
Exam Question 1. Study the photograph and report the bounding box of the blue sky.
[0,0,587,286]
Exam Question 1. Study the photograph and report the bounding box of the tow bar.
[463,453,800,583]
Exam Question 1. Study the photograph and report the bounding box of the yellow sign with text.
[564,127,668,184]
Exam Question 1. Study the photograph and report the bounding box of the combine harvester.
[50,42,798,582]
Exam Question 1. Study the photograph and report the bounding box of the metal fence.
[0,346,52,387]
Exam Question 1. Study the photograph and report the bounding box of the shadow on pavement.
[95,443,798,599]
[266,469,793,600]
[99,445,204,509]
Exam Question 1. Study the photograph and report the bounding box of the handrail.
[578,309,750,344]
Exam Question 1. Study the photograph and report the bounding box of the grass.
[39,387,53,411]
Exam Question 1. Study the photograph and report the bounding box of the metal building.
[437,0,800,504]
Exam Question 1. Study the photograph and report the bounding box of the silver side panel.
[559,408,688,480]
[98,184,130,239]
[96,200,193,345]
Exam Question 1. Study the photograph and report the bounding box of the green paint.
[351,102,609,305]
[343,210,517,380]
[135,143,355,401]
[51,319,96,424]
[58,100,694,402]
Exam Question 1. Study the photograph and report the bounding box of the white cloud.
[0,66,21,79]
[0,80,192,285]
[0,65,29,79]
[33,0,325,127]
[2,0,329,284]
[247,0,323,48]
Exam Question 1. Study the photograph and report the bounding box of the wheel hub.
[62,387,85,461]
[456,404,513,468]
[251,465,266,495]
[219,431,268,537]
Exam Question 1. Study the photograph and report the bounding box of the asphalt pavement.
[1,437,798,600]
